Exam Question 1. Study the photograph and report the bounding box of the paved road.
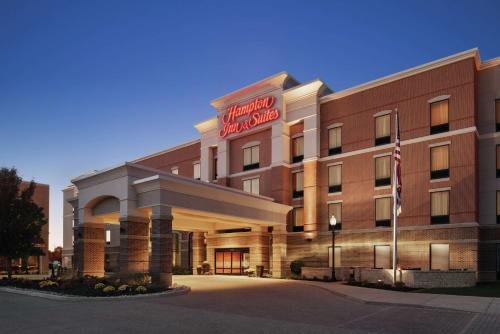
[0,275,499,333]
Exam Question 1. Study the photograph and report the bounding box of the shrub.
[102,285,115,293]
[173,266,193,275]
[39,280,58,288]
[108,272,151,286]
[201,261,210,273]
[135,285,147,293]
[94,283,106,290]
[117,284,129,292]
[290,260,304,275]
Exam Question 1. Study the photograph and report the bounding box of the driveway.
[0,275,498,333]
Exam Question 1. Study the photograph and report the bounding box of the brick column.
[74,223,105,277]
[150,215,173,287]
[303,159,318,239]
[272,226,288,278]
[191,232,206,274]
[119,216,150,273]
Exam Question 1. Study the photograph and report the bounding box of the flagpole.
[392,109,399,287]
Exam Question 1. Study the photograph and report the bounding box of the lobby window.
[375,114,391,146]
[243,177,259,195]
[193,162,201,180]
[496,99,500,132]
[292,136,304,163]
[293,171,304,198]
[328,164,342,193]
[375,197,391,227]
[292,207,304,232]
[243,145,260,171]
[430,145,450,179]
[430,99,449,134]
[328,126,342,155]
[328,246,341,268]
[497,191,500,224]
[431,190,450,224]
[375,156,391,187]
[496,145,500,178]
[430,244,449,271]
[328,202,342,230]
[171,167,179,175]
[374,245,391,269]
[105,229,111,245]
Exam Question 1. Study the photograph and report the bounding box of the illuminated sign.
[219,96,280,138]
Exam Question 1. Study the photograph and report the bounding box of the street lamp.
[329,215,337,281]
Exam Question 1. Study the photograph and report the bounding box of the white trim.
[242,141,261,149]
[228,166,272,178]
[328,192,342,196]
[327,123,343,129]
[428,95,450,104]
[430,178,450,183]
[374,194,392,199]
[327,200,343,204]
[319,127,476,163]
[373,152,392,159]
[429,187,451,193]
[373,110,392,118]
[302,157,319,163]
[291,169,304,174]
[429,141,451,148]
[241,175,260,182]
[292,197,304,201]
[292,205,304,208]
[374,185,391,191]
[192,160,200,165]
[327,161,343,167]
[291,133,304,139]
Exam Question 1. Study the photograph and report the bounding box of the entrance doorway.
[215,248,249,275]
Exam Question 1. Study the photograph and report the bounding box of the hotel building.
[62,48,500,286]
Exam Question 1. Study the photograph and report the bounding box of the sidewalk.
[298,280,500,314]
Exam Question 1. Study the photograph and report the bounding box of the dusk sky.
[1,0,499,249]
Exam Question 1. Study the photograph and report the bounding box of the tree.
[0,167,47,278]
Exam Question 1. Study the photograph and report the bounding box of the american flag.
[393,110,402,216]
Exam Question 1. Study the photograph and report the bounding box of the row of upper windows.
[170,162,201,180]
[292,189,450,232]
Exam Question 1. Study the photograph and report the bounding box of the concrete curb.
[0,285,190,301]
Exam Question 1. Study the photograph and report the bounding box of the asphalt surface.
[0,275,499,333]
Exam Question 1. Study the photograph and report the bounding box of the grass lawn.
[415,281,500,297]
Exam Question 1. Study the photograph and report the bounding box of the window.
[193,162,201,180]
[496,99,500,132]
[374,245,391,269]
[105,229,111,245]
[430,145,450,179]
[497,191,500,224]
[243,145,260,171]
[292,136,304,163]
[431,190,450,224]
[293,171,304,198]
[430,244,449,270]
[328,165,342,193]
[292,207,304,232]
[173,233,180,266]
[171,167,179,175]
[375,156,391,187]
[430,99,449,134]
[243,177,259,195]
[375,197,391,227]
[497,145,500,178]
[328,127,342,155]
[375,114,391,146]
[213,157,218,180]
[328,246,341,268]
[328,202,342,230]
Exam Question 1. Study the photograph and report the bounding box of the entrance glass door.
[215,248,249,275]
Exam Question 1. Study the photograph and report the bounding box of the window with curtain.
[292,136,304,163]
[497,145,500,178]
[496,99,500,132]
[430,99,449,134]
[293,172,304,198]
[328,202,342,230]
[171,167,179,175]
[375,114,391,146]
[105,229,111,245]
[328,127,342,155]
[374,245,391,269]
[173,233,180,266]
[328,165,342,193]
[243,177,259,195]
[243,145,260,171]
[497,191,500,224]
[430,145,450,179]
[292,207,304,232]
[328,246,342,268]
[431,190,450,224]
[193,163,201,180]
[430,244,449,270]
[375,156,391,187]
[375,197,391,227]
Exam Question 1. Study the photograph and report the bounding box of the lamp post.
[329,215,337,281]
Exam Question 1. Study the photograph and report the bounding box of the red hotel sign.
[219,96,280,138]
